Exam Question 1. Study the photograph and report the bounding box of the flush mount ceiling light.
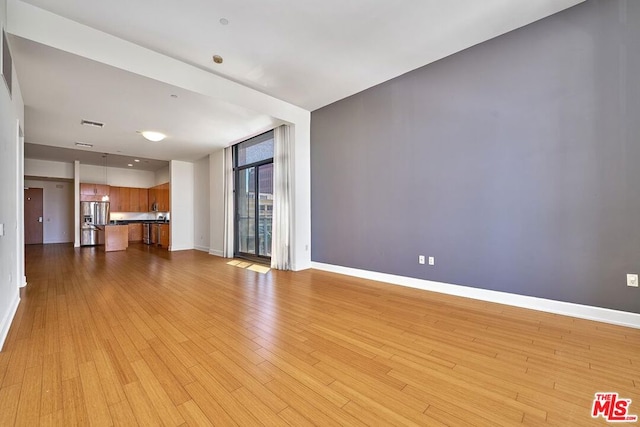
[212,55,223,64]
[141,131,166,142]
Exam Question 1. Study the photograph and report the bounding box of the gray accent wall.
[310,0,640,313]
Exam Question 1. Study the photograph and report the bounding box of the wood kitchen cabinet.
[148,188,156,209]
[80,183,109,202]
[139,189,149,212]
[128,223,143,242]
[158,183,170,211]
[128,188,146,212]
[109,186,130,212]
[159,224,170,248]
[128,187,139,211]
[148,223,169,248]
[109,186,120,210]
[80,184,94,195]
[104,225,128,252]
[80,183,109,195]
[148,183,170,212]
[150,223,158,245]
[108,186,148,212]
[119,187,131,212]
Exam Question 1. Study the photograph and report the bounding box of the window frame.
[233,130,274,263]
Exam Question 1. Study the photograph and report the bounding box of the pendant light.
[102,153,110,201]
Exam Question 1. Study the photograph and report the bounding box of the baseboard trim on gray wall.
[209,249,224,257]
[311,262,640,329]
[194,245,209,253]
[0,294,20,351]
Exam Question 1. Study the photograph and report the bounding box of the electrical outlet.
[627,274,639,287]
[418,255,425,265]
[428,256,435,266]
[0,223,4,237]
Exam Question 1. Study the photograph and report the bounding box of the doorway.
[24,188,43,245]
[234,131,274,262]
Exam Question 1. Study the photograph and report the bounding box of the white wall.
[24,179,74,244]
[9,1,312,271]
[0,0,25,349]
[25,158,73,179]
[155,166,170,185]
[169,160,194,251]
[209,149,225,257]
[291,122,311,270]
[80,164,155,188]
[73,161,80,247]
[193,156,210,252]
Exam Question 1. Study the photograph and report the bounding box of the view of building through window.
[234,131,274,259]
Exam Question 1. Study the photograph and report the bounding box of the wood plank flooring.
[1,243,639,426]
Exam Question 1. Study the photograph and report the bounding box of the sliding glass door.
[234,131,274,260]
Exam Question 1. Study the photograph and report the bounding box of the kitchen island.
[104,225,129,252]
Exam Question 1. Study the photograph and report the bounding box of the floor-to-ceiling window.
[234,131,274,261]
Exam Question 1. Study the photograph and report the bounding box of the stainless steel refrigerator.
[80,201,110,246]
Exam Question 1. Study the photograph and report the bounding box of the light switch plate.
[627,274,639,287]
[0,223,4,236]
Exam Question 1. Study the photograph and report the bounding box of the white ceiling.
[10,0,584,164]
[25,143,169,171]
[11,36,280,162]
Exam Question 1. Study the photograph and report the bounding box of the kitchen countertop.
[109,220,170,225]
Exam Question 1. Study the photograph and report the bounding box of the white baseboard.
[311,262,640,329]
[0,293,20,351]
[209,249,224,257]
[168,245,194,252]
[20,276,27,288]
[194,245,209,253]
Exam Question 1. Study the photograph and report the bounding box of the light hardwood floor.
[1,243,639,426]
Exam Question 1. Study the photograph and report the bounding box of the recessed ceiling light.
[212,55,223,64]
[134,159,140,162]
[75,142,93,148]
[128,164,133,167]
[219,18,229,25]
[141,131,166,142]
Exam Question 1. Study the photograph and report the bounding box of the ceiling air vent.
[80,119,105,128]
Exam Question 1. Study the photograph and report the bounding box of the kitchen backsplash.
[110,212,170,221]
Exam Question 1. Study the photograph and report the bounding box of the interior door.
[24,188,43,245]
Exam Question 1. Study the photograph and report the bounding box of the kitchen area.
[80,182,170,251]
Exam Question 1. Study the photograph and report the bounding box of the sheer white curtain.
[222,146,234,258]
[271,125,292,270]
